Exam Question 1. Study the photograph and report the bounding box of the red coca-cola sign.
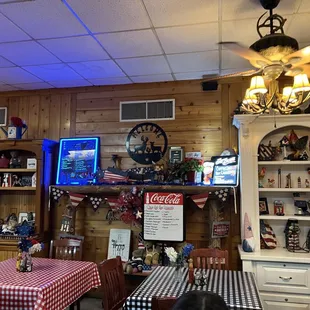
[145,192,183,205]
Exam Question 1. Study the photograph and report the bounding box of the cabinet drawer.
[256,262,310,294]
[260,293,310,310]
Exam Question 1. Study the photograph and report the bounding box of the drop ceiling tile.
[222,0,300,21]
[287,14,310,42]
[69,60,125,79]
[221,50,252,70]
[65,0,150,32]
[143,0,218,27]
[23,64,82,81]
[0,14,30,43]
[13,82,53,90]
[131,74,173,83]
[156,23,218,54]
[96,30,162,58]
[175,70,218,80]
[0,0,87,39]
[299,0,310,12]
[88,77,132,86]
[116,56,170,76]
[39,36,109,63]
[0,56,15,67]
[49,79,92,88]
[222,19,261,47]
[167,51,219,73]
[0,41,60,66]
[0,67,42,84]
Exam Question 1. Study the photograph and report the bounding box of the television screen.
[56,137,100,185]
[211,155,239,186]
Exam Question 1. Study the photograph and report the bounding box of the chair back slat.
[99,256,127,310]
[49,239,83,261]
[152,297,177,310]
[190,248,229,270]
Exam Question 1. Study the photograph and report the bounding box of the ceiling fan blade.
[219,42,272,68]
[202,69,259,82]
[282,45,310,67]
[285,64,310,77]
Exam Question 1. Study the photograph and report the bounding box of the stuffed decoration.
[242,213,255,252]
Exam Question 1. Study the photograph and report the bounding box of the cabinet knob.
[279,276,292,281]
[285,298,288,302]
[283,264,286,267]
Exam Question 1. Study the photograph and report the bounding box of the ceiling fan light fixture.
[249,76,268,95]
[243,88,258,105]
[282,86,296,102]
[292,74,310,93]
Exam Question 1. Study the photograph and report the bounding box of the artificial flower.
[165,247,178,263]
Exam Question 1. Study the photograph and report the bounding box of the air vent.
[120,99,175,122]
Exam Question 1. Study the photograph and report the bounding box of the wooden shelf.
[259,214,310,221]
[258,161,310,166]
[0,169,36,172]
[0,187,36,191]
[56,185,235,195]
[259,188,310,192]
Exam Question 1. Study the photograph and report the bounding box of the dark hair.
[172,291,228,310]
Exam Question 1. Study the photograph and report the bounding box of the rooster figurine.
[268,178,275,188]
[258,167,266,188]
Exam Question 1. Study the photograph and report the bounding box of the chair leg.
[69,305,75,310]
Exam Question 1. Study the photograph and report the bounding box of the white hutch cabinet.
[234,114,310,310]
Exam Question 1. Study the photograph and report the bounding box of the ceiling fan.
[212,0,310,81]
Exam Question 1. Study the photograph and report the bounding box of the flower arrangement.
[165,243,194,266]
[182,158,204,172]
[18,237,44,254]
[10,117,27,128]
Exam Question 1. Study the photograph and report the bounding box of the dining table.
[0,257,101,310]
[124,266,263,310]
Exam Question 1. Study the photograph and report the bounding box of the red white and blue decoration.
[89,197,103,211]
[190,193,209,209]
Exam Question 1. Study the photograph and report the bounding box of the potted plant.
[181,158,204,183]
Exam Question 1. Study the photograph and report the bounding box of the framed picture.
[169,147,184,163]
[18,212,28,223]
[259,198,269,215]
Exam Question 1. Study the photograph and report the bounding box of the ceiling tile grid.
[0,0,307,89]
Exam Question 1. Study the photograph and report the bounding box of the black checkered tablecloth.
[124,266,262,310]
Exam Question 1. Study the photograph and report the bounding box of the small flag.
[68,192,86,208]
[51,187,66,201]
[191,193,209,209]
[102,168,129,183]
[89,196,103,211]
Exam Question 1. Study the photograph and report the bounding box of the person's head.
[172,291,228,310]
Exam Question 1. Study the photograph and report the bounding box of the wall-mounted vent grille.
[120,99,175,122]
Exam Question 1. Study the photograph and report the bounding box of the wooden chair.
[151,296,177,310]
[49,239,83,261]
[98,256,127,310]
[190,248,229,270]
[49,239,83,310]
[58,233,85,242]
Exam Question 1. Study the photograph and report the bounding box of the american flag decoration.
[51,187,66,201]
[214,188,229,202]
[106,197,119,209]
[68,192,86,208]
[102,168,129,184]
[89,196,103,211]
[258,144,276,161]
[190,193,209,209]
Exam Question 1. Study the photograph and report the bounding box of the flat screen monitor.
[56,137,100,185]
[211,155,239,186]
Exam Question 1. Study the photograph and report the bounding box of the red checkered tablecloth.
[0,257,101,310]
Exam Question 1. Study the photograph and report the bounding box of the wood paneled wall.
[0,80,244,270]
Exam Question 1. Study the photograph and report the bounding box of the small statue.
[268,178,275,188]
[258,167,266,188]
[2,173,10,187]
[285,173,292,188]
[9,151,21,168]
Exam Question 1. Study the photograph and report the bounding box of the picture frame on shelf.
[169,146,184,163]
[18,212,28,223]
[259,198,269,215]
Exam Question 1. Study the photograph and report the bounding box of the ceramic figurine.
[242,213,255,252]
[268,178,275,188]
[279,136,290,159]
[2,173,11,187]
[12,175,22,187]
[306,179,310,188]
[258,167,266,188]
[9,151,21,168]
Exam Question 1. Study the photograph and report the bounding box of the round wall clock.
[126,122,168,165]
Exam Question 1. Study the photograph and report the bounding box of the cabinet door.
[261,293,310,310]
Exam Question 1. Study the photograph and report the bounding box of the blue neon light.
[56,137,100,185]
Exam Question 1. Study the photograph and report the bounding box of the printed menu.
[143,192,184,242]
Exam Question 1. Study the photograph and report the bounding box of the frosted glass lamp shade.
[243,88,258,104]
[292,74,310,93]
[249,76,267,95]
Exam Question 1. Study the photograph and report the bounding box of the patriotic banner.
[102,168,129,183]
[89,196,103,211]
[106,197,119,209]
[51,187,66,201]
[68,192,86,208]
[190,193,209,209]
[214,188,229,202]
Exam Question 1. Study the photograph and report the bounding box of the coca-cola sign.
[145,192,183,205]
